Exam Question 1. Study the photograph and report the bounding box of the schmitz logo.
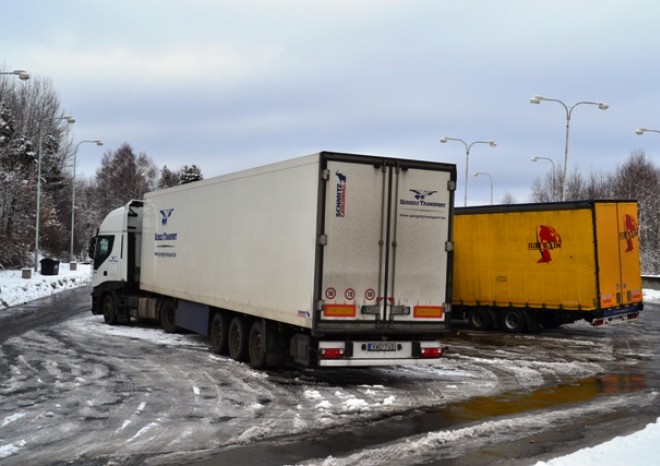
[620,214,639,252]
[160,208,174,226]
[528,225,562,264]
[335,171,347,217]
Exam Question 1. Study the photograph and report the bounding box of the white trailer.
[90,152,456,368]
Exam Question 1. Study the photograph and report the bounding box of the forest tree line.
[1,74,659,273]
[0,76,202,268]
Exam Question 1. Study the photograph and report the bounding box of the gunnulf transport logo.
[335,171,347,217]
[155,207,177,258]
[401,189,445,208]
[620,214,639,253]
[528,225,562,264]
[399,189,447,221]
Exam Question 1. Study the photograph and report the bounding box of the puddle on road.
[439,372,647,423]
[194,372,648,466]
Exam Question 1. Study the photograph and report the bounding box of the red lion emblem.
[623,214,639,253]
[536,225,562,264]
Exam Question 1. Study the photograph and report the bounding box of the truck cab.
[90,201,143,317]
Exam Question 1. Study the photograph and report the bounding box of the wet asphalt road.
[1,288,658,465]
[196,302,660,465]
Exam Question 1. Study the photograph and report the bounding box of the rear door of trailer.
[317,154,453,334]
[594,201,643,309]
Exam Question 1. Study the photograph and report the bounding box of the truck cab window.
[93,236,114,270]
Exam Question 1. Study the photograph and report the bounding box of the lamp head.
[598,103,609,110]
[530,95,544,104]
[487,140,497,147]
[440,136,448,143]
[635,128,646,135]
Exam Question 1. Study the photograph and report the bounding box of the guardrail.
[642,275,660,291]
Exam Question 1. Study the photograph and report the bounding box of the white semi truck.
[90,152,456,369]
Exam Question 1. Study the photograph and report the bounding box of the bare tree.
[530,172,556,202]
[158,165,180,189]
[501,191,517,204]
[1,75,72,266]
[94,143,158,215]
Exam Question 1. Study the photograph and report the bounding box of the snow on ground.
[0,267,659,465]
[533,418,660,466]
[0,263,92,310]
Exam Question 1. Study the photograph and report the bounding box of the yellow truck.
[451,200,643,332]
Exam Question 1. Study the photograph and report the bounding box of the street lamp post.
[0,69,30,81]
[530,156,557,200]
[635,128,660,136]
[34,115,76,271]
[440,136,496,207]
[530,95,608,201]
[473,171,493,205]
[70,139,103,261]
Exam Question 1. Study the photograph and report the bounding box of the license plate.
[367,342,397,352]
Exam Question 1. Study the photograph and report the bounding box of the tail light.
[319,347,344,359]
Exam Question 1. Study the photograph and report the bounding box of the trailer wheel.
[210,312,229,355]
[102,293,118,325]
[468,309,493,330]
[228,317,249,362]
[501,309,527,333]
[160,300,178,334]
[248,320,268,369]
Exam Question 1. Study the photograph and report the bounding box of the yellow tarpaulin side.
[453,205,601,311]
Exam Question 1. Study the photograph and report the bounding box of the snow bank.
[643,288,660,302]
[534,418,660,466]
[0,263,92,310]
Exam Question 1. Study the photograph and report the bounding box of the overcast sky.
[2,0,660,205]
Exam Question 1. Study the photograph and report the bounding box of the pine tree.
[179,164,203,184]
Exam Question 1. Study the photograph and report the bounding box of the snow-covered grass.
[0,267,658,465]
[0,263,92,310]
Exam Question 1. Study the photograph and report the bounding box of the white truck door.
[321,160,387,322]
[389,165,451,323]
[320,159,451,325]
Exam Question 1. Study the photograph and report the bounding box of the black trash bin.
[40,258,60,276]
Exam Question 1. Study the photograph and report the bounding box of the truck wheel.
[468,309,493,330]
[500,309,527,333]
[102,293,118,325]
[160,300,178,334]
[248,320,268,369]
[210,312,229,355]
[228,317,249,362]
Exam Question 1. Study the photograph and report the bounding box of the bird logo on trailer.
[409,189,437,201]
[335,171,347,217]
[620,214,639,252]
[528,225,562,264]
[160,208,174,226]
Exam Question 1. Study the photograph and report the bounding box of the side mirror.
[88,237,97,260]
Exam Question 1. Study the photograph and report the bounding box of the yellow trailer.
[452,200,643,332]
